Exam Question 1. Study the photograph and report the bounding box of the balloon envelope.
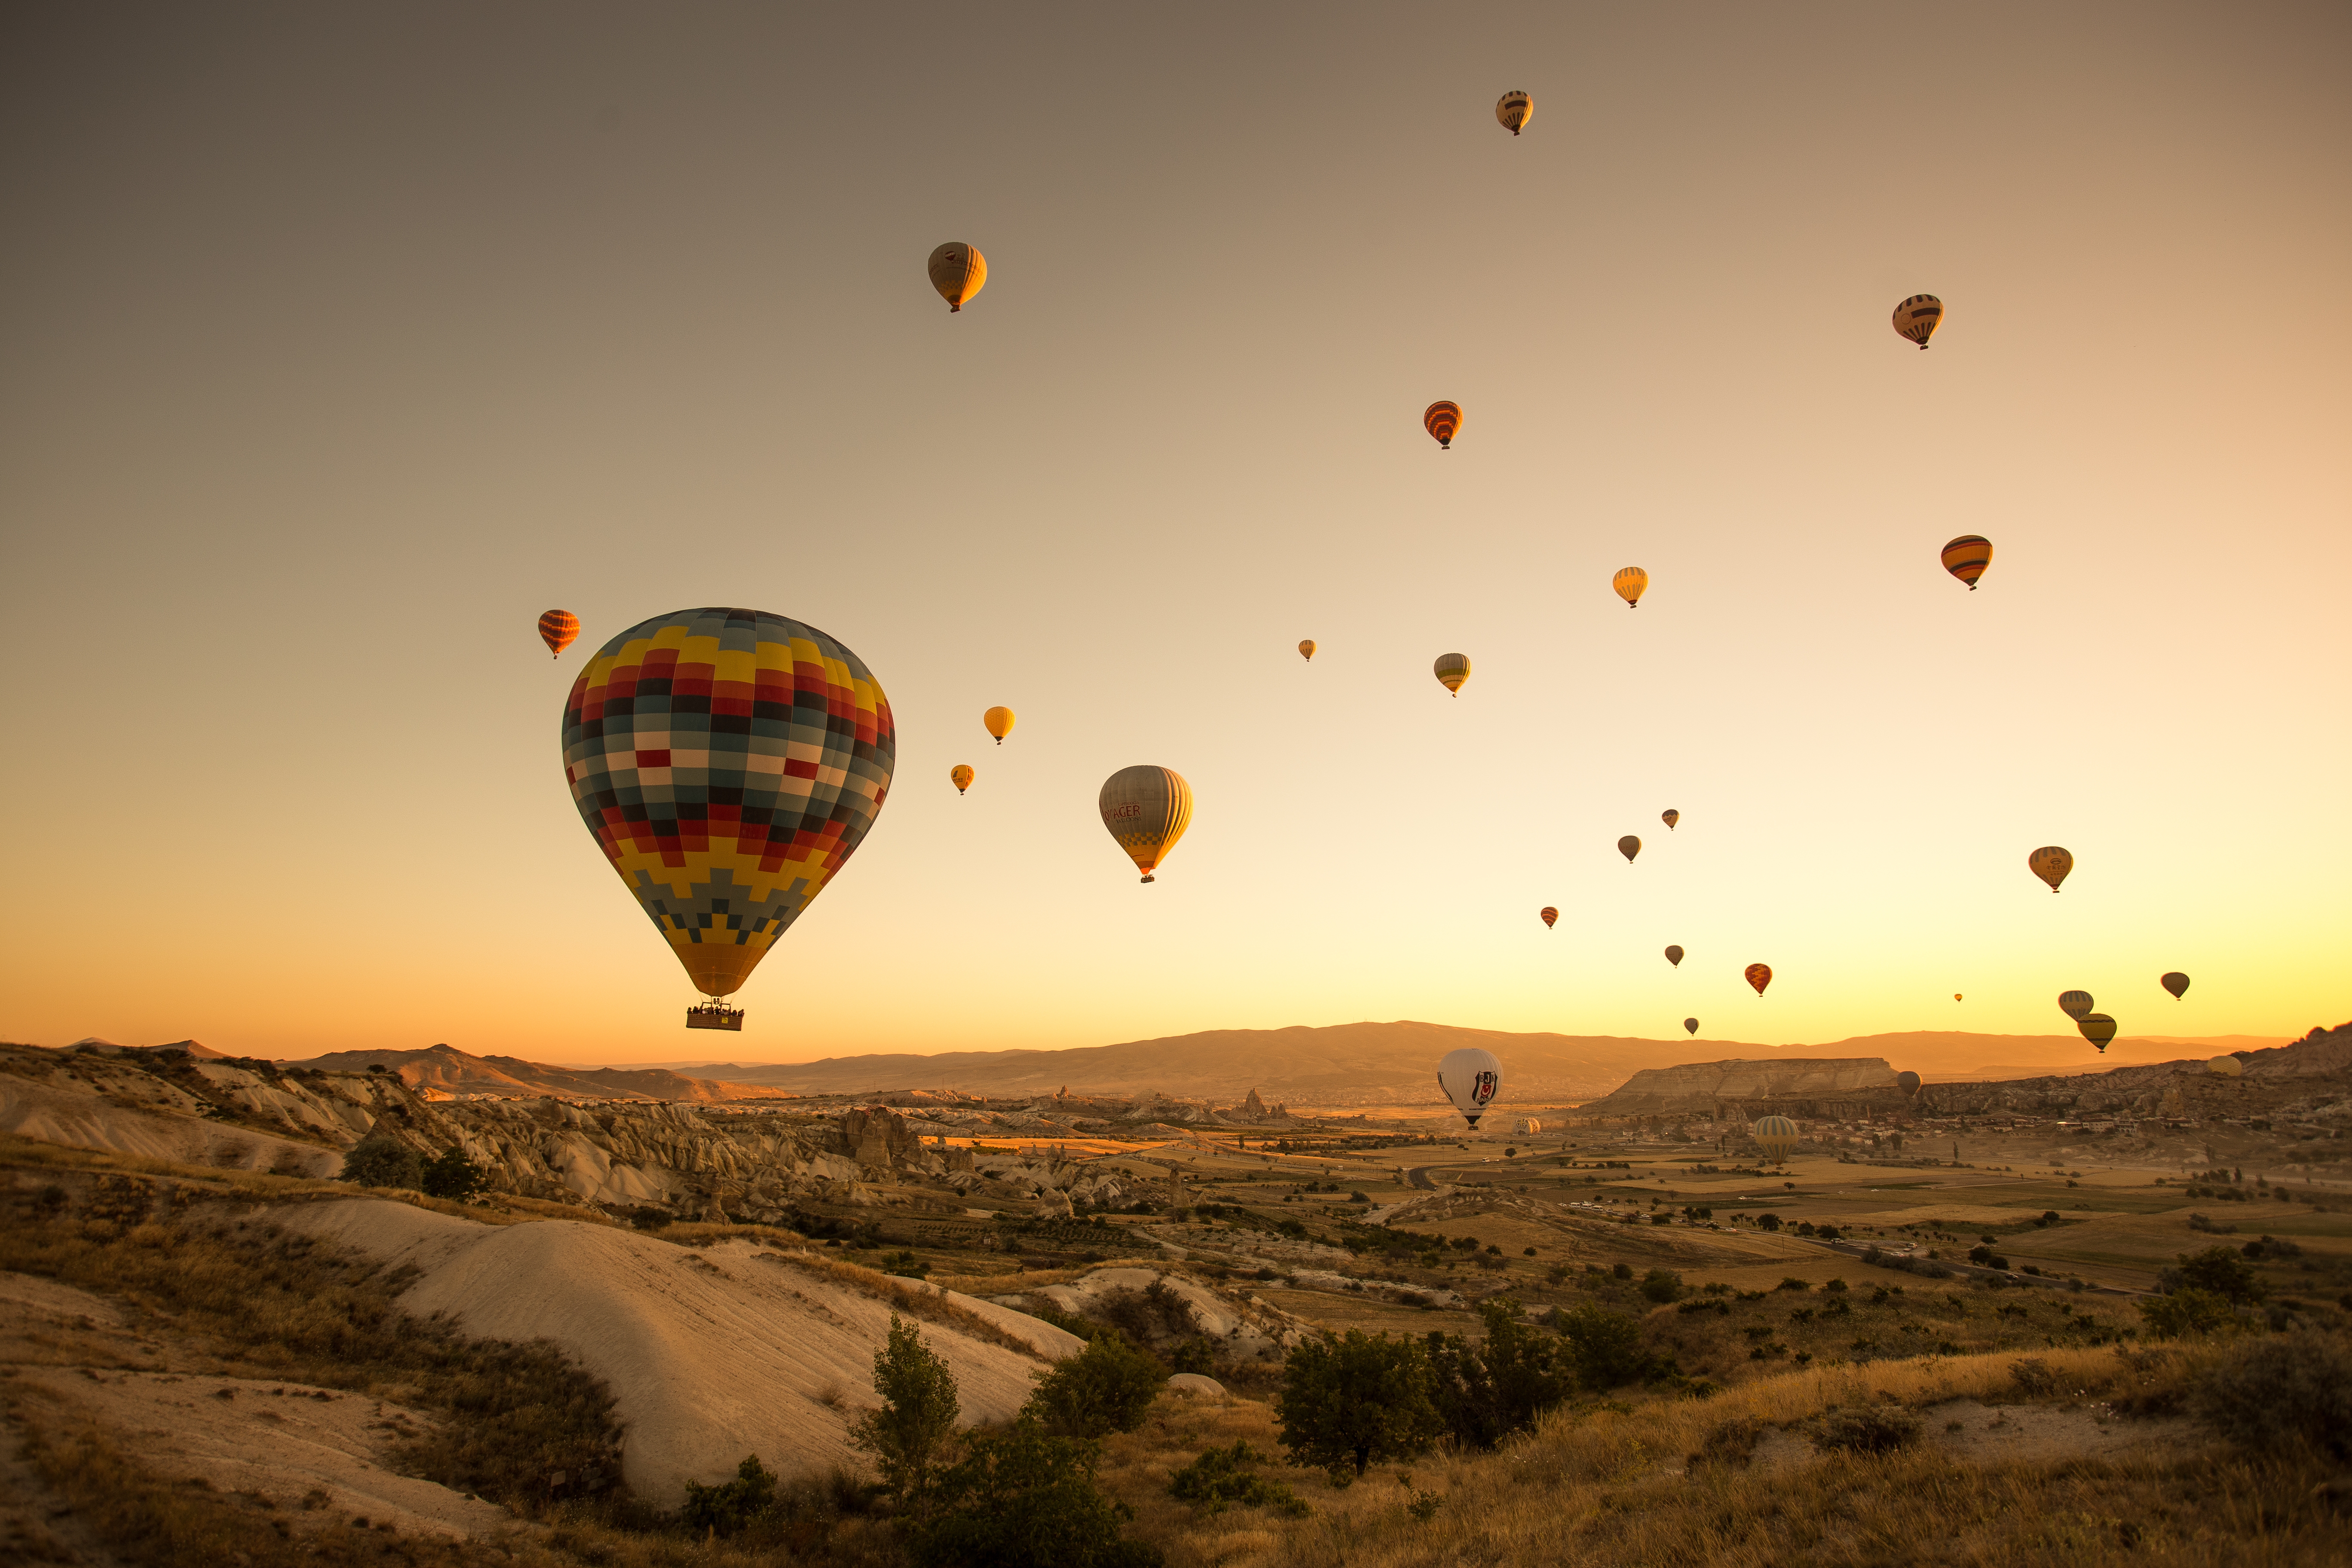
[1662,809,1679,830]
[1539,906,1558,928]
[1745,963,1773,996]
[1099,765,1191,883]
[538,609,579,659]
[984,706,1016,744]
[2058,990,2095,1020]
[1941,535,1993,590]
[1495,90,1532,134]
[949,765,974,794]
[562,607,895,1003]
[1893,294,1943,348]
[1684,1018,1699,1035]
[1896,1070,1921,1093]
[1752,1115,1800,1160]
[1298,640,1316,661]
[2207,1054,2242,1077]
[1433,652,1471,695]
[1437,1047,1503,1127]
[927,242,987,312]
[2162,971,2190,999]
[1618,835,1641,863]
[1424,401,1463,449]
[1612,567,1648,608]
[2078,1012,2118,1051]
[2029,845,2073,892]
[1664,945,1684,968]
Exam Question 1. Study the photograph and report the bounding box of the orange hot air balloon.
[1893,294,1943,349]
[1954,993,1964,1002]
[1424,401,1463,450]
[1941,535,1993,590]
[1496,90,1532,135]
[1539,906,1558,929]
[950,765,974,795]
[538,609,579,659]
[1433,652,1471,695]
[1662,809,1679,830]
[2028,845,2073,893]
[1617,835,1641,864]
[984,706,1016,745]
[1745,963,1772,997]
[1298,640,1316,662]
[928,242,987,312]
[1611,567,1648,609]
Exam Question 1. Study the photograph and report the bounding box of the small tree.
[1274,1330,1442,1476]
[851,1315,962,1518]
[2170,1246,2265,1304]
[1426,1298,1574,1450]
[1025,1330,1164,1439]
[2138,1286,2237,1339]
[679,1453,777,1537]
[341,1131,423,1189]
[420,1148,486,1200]
[914,1427,1161,1568]
[1554,1302,1651,1389]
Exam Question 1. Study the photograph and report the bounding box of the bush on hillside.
[680,1453,778,1537]
[851,1315,962,1518]
[1553,1302,1652,1390]
[2138,1287,2239,1339]
[2164,1246,2266,1303]
[2191,1331,2352,1460]
[419,1148,486,1200]
[1167,1441,1308,1515]
[1274,1330,1442,1476]
[1024,1330,1164,1439]
[340,1132,423,1189]
[1639,1268,1686,1304]
[1812,1408,1921,1455]
[1424,1298,1575,1450]
[913,1427,1161,1568]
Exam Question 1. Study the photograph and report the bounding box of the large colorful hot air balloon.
[1896,1070,1921,1093]
[1433,653,1471,695]
[1099,765,1191,884]
[1893,294,1943,349]
[1424,401,1463,450]
[2161,971,2190,999]
[1664,945,1684,968]
[2058,990,2094,1020]
[1941,536,1993,590]
[1752,1115,1800,1161]
[539,609,580,659]
[2078,1012,2117,1052]
[1612,567,1648,609]
[1298,640,1316,662]
[562,607,894,1027]
[1495,90,1532,135]
[2207,1054,2242,1077]
[984,706,1016,745]
[1745,963,1772,997]
[1437,1046,1503,1128]
[2029,846,2073,893]
[1684,1018,1700,1035]
[1539,906,1558,929]
[928,242,987,312]
[1617,835,1641,864]
[1662,809,1679,830]
[950,765,974,795]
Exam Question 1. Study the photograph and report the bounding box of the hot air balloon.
[1664,945,1684,968]
[1940,535,1993,590]
[1495,90,1532,135]
[1617,835,1641,864]
[984,706,1016,745]
[1434,652,1471,695]
[1954,993,1964,1002]
[1437,1047,1503,1128]
[1612,567,1648,609]
[1539,906,1558,929]
[1424,401,1463,450]
[1752,1115,1800,1161]
[1099,765,1191,884]
[2058,990,2095,1021]
[1745,963,1772,997]
[2207,1054,2242,1078]
[539,609,580,659]
[2078,1012,2117,1053]
[950,765,974,795]
[2161,971,2190,999]
[1662,809,1679,830]
[2029,846,2073,893]
[562,607,894,1029]
[928,242,987,312]
[1893,294,1942,349]
[1896,1070,1921,1093]
[1298,640,1316,662]
[1684,1018,1700,1035]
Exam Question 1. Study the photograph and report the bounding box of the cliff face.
[1577,1057,1903,1118]
[1915,1025,2352,1121]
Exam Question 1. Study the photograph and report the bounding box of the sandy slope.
[0,1074,342,1177]
[277,1200,1083,1505]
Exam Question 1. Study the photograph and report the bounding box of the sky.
[3,3,2347,1065]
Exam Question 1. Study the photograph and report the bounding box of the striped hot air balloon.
[1745,962,1773,997]
[1539,906,1558,929]
[1893,294,1943,349]
[1941,535,1993,590]
[1099,765,1191,884]
[1495,90,1532,135]
[2078,1012,2117,1052]
[950,765,974,795]
[1612,567,1648,608]
[2029,846,2073,893]
[1752,1115,1800,1161]
[1298,640,1316,662]
[1424,401,1463,450]
[984,706,1016,745]
[928,242,987,312]
[1433,652,1471,695]
[2058,990,2094,1020]
[538,609,579,659]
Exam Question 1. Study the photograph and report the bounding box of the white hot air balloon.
[1437,1047,1503,1129]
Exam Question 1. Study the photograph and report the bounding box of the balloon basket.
[686,1003,744,1032]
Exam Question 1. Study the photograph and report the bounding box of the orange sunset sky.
[3,3,2346,1065]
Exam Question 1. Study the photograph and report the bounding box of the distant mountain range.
[279,1043,797,1103]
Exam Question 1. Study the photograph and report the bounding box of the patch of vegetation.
[851,1315,962,1517]
[1024,1330,1167,1439]
[1274,1329,1444,1476]
[680,1453,780,1537]
[1424,1298,1576,1449]
[1167,1441,1309,1515]
[914,1426,1162,1568]
[1810,1406,1922,1454]
[2190,1331,2352,1460]
[339,1131,423,1189]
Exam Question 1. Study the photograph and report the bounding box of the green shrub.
[851,1315,961,1517]
[680,1453,778,1537]
[1024,1330,1164,1439]
[915,1427,1161,1568]
[419,1148,486,1200]
[1424,1298,1574,1450]
[1553,1302,1652,1390]
[2168,1246,2266,1303]
[1168,1338,1216,1375]
[1274,1330,1442,1476]
[1167,1441,1309,1515]
[2190,1331,2352,1459]
[1812,1408,1921,1454]
[340,1132,423,1189]
[1639,1269,1686,1304]
[2138,1287,2239,1339]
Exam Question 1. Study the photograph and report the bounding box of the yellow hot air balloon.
[2028,845,2073,893]
[1433,652,1471,695]
[2078,1012,2117,1052]
[1424,401,1463,450]
[1751,1114,1800,1161]
[1495,90,1532,135]
[983,706,1016,745]
[1893,294,1943,349]
[1099,765,1191,884]
[2207,1054,2242,1078]
[1298,640,1316,662]
[950,765,974,795]
[928,242,987,312]
[1612,567,1648,609]
[1941,535,1993,590]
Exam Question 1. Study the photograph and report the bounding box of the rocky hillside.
[1915,1022,2352,1126]
[285,1042,796,1102]
[1574,1057,1905,1118]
